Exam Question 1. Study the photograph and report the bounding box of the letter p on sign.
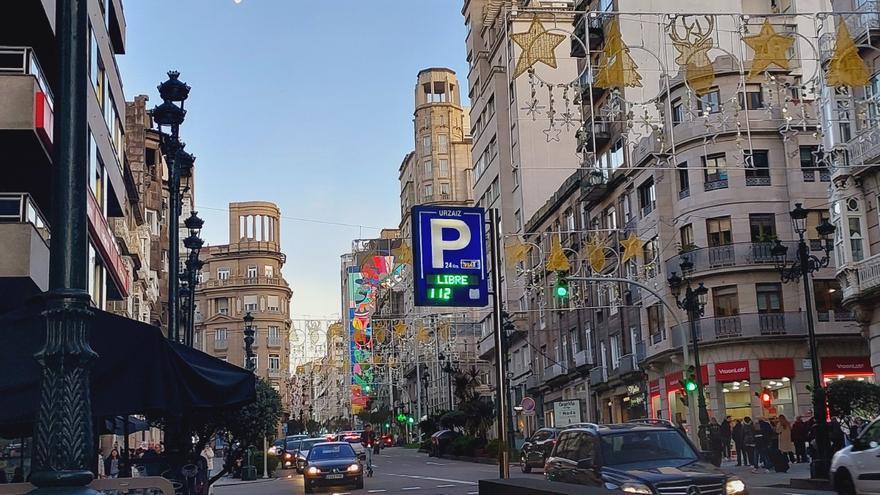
[430,219,471,269]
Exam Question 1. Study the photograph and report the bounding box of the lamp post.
[421,370,431,415]
[244,311,256,372]
[667,264,710,448]
[771,202,836,479]
[439,353,456,410]
[30,1,98,493]
[151,71,192,344]
[183,211,204,348]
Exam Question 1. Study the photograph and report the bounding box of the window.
[215,328,228,342]
[813,279,845,319]
[712,286,739,316]
[422,135,432,155]
[247,266,258,278]
[647,304,665,343]
[680,224,694,249]
[745,150,770,184]
[267,296,280,312]
[216,298,229,316]
[269,354,281,371]
[424,184,433,198]
[570,328,582,353]
[217,268,230,280]
[439,183,450,197]
[707,217,732,247]
[800,146,828,182]
[515,209,523,232]
[264,265,274,277]
[738,85,764,110]
[756,283,783,313]
[424,159,433,176]
[145,209,159,236]
[703,153,728,187]
[244,295,258,313]
[609,140,624,171]
[697,89,721,114]
[672,99,684,125]
[643,236,659,275]
[749,214,776,242]
[610,334,620,369]
[604,206,617,230]
[638,178,656,216]
[565,208,576,233]
[439,159,449,176]
[89,134,106,213]
[677,162,690,197]
[438,134,449,153]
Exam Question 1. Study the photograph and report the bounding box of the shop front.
[623,381,647,420]
[822,356,873,384]
[649,379,661,419]
[716,360,752,420]
[759,358,796,418]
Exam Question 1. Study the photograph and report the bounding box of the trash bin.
[241,465,257,481]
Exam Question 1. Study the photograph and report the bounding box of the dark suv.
[520,428,560,473]
[544,421,747,495]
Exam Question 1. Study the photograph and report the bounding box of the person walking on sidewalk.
[776,415,795,462]
[732,419,745,466]
[202,445,215,474]
[791,416,808,463]
[755,418,773,472]
[721,416,732,460]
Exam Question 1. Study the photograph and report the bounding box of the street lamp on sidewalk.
[182,211,204,348]
[770,202,836,479]
[667,265,710,448]
[244,311,256,372]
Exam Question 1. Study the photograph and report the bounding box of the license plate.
[326,474,344,479]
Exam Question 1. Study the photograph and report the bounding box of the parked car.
[269,438,285,455]
[336,431,366,455]
[520,428,559,473]
[429,430,460,457]
[544,422,746,495]
[832,416,880,495]
[302,442,363,493]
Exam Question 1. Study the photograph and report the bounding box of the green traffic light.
[407,417,415,424]
[364,385,371,393]
[555,285,569,298]
[685,380,697,392]
[384,422,390,428]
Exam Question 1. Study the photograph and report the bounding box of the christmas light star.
[511,17,566,79]
[744,19,794,79]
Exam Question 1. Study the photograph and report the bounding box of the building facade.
[194,202,292,392]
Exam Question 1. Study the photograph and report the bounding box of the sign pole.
[488,209,509,479]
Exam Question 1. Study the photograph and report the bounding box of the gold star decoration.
[826,19,870,88]
[393,320,408,337]
[392,242,412,266]
[587,235,607,273]
[511,16,566,79]
[620,233,644,263]
[546,235,571,272]
[743,19,794,80]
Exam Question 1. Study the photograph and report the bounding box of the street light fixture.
[771,202,836,479]
[182,211,204,348]
[244,311,256,372]
[667,267,710,448]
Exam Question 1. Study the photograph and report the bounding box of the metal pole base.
[810,459,830,480]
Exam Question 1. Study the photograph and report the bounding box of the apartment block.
[194,202,292,392]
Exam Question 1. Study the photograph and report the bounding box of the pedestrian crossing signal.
[554,272,569,299]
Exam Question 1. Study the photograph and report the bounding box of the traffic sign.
[412,206,488,307]
[520,396,536,413]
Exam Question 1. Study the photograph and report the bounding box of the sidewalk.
[717,458,819,489]
[213,476,277,487]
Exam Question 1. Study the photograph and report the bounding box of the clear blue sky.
[119,1,469,319]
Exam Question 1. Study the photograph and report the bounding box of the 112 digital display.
[426,275,478,301]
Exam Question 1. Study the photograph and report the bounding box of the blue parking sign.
[412,206,488,307]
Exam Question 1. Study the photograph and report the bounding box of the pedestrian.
[830,417,846,454]
[776,415,795,462]
[721,416,732,460]
[757,417,774,471]
[791,416,808,463]
[707,418,724,466]
[742,417,756,468]
[732,419,745,466]
[104,449,121,479]
[201,444,215,475]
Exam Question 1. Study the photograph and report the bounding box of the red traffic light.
[761,391,771,403]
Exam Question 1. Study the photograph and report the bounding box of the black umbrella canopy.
[0,299,256,438]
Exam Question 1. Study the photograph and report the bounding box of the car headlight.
[347,464,361,473]
[305,467,320,476]
[284,453,292,460]
[621,483,653,494]
[726,478,746,495]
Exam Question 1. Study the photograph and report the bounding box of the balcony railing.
[574,349,593,368]
[704,178,728,191]
[745,175,771,186]
[199,275,287,289]
[544,363,565,381]
[526,373,542,391]
[841,252,880,301]
[670,312,807,346]
[589,365,607,385]
[617,353,637,374]
[666,241,801,276]
[802,169,831,183]
[845,0,880,43]
[0,193,50,243]
[846,127,880,168]
[268,369,283,378]
[0,46,54,106]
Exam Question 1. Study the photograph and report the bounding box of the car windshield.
[299,439,323,451]
[285,440,301,451]
[600,430,698,467]
[308,444,355,460]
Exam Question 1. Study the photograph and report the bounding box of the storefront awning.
[715,360,750,382]
[759,358,794,379]
[821,356,872,376]
[0,299,256,438]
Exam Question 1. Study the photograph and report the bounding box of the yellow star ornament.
[743,19,794,79]
[511,16,566,79]
[620,233,643,263]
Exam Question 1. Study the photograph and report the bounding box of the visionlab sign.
[412,205,488,307]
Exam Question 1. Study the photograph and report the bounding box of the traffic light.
[680,365,698,392]
[554,272,570,299]
[396,413,406,422]
[758,389,772,407]
[407,416,415,424]
[384,422,390,429]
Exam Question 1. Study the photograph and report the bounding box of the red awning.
[822,356,872,375]
[649,379,661,395]
[715,360,750,382]
[665,371,682,392]
[759,358,795,379]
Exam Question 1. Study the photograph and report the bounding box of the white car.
[832,417,880,495]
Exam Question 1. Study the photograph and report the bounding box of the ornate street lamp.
[771,203,836,479]
[152,70,191,344]
[244,311,256,372]
[183,211,204,348]
[667,268,710,448]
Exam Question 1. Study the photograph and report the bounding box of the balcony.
[802,168,831,183]
[666,241,801,277]
[267,335,282,347]
[589,365,607,385]
[617,353,637,375]
[840,252,880,302]
[845,127,880,170]
[576,120,611,153]
[670,312,808,347]
[268,369,283,379]
[214,339,228,351]
[199,275,288,290]
[526,373,542,391]
[704,178,728,191]
[571,14,605,58]
[0,193,50,309]
[574,349,593,368]
[745,175,771,187]
[544,363,565,382]
[844,1,880,46]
